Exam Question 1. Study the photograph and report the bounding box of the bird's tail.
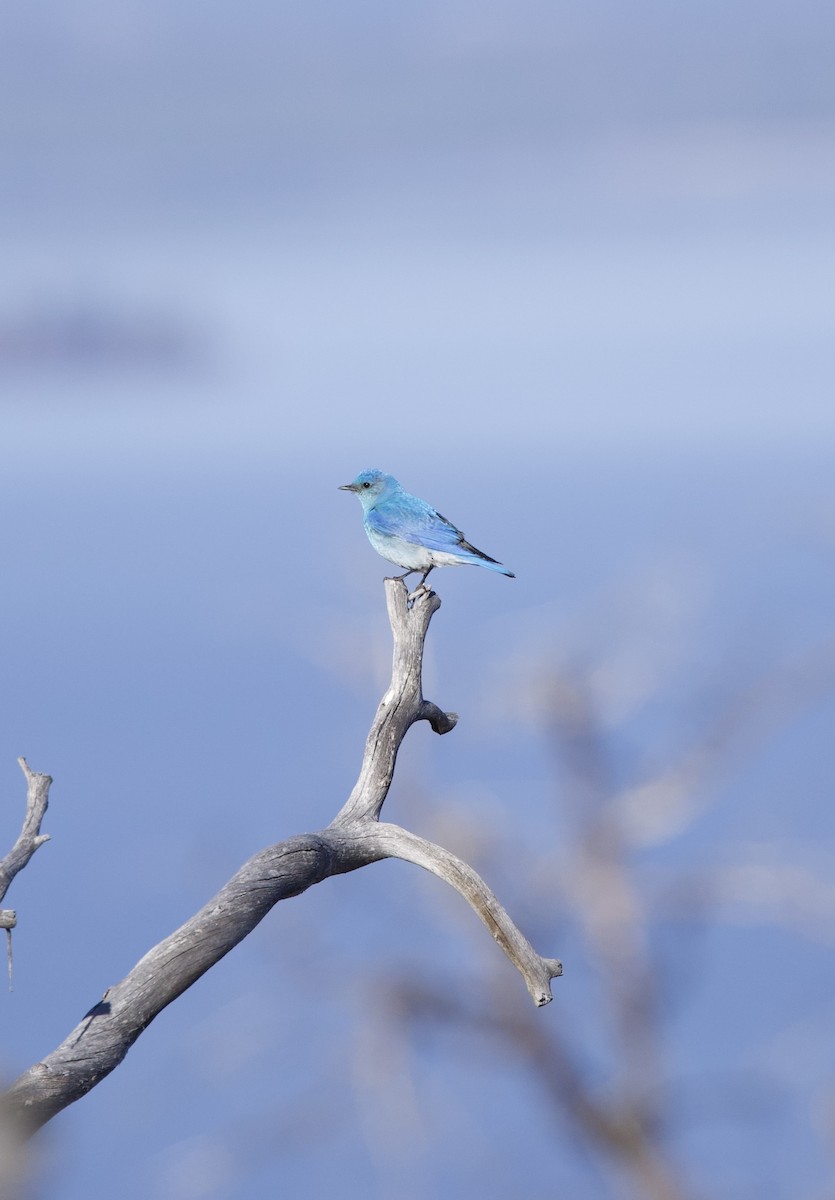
[480,560,515,578]
[459,538,515,577]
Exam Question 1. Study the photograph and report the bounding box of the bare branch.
[369,822,562,1006]
[1,580,559,1140]
[1,832,385,1135]
[0,759,51,906]
[333,580,458,823]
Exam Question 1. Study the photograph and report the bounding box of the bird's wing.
[366,499,467,552]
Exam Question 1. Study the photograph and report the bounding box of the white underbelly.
[365,527,462,571]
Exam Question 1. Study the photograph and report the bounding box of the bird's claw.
[406,583,431,607]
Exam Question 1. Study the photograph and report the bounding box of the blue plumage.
[340,469,514,590]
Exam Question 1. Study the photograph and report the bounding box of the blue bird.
[340,469,515,591]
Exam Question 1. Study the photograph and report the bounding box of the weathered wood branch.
[370,822,563,1006]
[332,582,458,823]
[0,759,51,907]
[2,579,560,1140]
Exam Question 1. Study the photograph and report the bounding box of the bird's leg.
[407,566,434,604]
[387,567,425,607]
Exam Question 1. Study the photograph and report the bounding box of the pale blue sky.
[2,0,834,474]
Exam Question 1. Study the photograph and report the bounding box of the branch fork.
[2,578,561,1138]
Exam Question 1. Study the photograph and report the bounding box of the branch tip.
[530,958,564,1007]
[420,702,459,735]
[18,757,52,788]
[384,576,442,621]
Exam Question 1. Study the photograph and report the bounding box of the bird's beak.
[339,482,357,492]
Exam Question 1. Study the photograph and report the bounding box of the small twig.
[0,759,52,906]
[0,911,16,987]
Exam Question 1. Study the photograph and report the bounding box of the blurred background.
[1,1,835,1196]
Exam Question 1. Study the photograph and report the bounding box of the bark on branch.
[2,579,561,1139]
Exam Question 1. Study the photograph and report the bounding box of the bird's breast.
[364,524,433,569]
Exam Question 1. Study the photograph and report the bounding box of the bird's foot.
[406,582,431,607]
[384,573,433,609]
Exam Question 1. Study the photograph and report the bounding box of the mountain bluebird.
[340,469,515,591]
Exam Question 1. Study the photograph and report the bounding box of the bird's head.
[339,469,398,508]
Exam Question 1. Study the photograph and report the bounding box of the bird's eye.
[362,481,371,488]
